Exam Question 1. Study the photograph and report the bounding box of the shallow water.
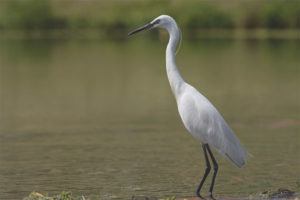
[0,37,299,199]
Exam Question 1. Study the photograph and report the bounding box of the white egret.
[128,15,248,199]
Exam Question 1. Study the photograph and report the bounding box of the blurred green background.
[0,0,299,37]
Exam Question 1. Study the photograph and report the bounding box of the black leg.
[206,145,218,200]
[196,144,211,199]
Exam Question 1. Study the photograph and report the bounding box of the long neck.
[166,24,185,100]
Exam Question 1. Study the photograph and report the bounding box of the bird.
[128,15,248,199]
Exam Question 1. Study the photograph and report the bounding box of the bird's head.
[128,15,176,36]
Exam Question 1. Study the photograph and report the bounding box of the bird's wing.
[207,109,248,168]
[178,85,247,168]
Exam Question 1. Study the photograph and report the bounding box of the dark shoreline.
[1,29,299,40]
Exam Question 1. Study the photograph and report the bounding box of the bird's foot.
[209,194,216,200]
[196,192,205,199]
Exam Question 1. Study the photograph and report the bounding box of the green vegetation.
[0,0,65,30]
[179,2,234,30]
[0,0,299,34]
[24,191,76,200]
[260,2,300,29]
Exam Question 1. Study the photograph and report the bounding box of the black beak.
[128,23,153,36]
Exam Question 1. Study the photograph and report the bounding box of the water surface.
[0,37,299,199]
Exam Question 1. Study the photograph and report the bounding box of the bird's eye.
[153,19,160,25]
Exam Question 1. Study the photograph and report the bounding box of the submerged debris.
[269,188,295,199]
[249,188,297,199]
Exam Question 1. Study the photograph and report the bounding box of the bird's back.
[177,83,247,168]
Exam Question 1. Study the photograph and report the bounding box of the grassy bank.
[0,0,299,36]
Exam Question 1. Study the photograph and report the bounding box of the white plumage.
[129,14,248,199]
[177,85,247,168]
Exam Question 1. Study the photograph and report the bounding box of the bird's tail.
[210,119,250,168]
[223,138,250,168]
